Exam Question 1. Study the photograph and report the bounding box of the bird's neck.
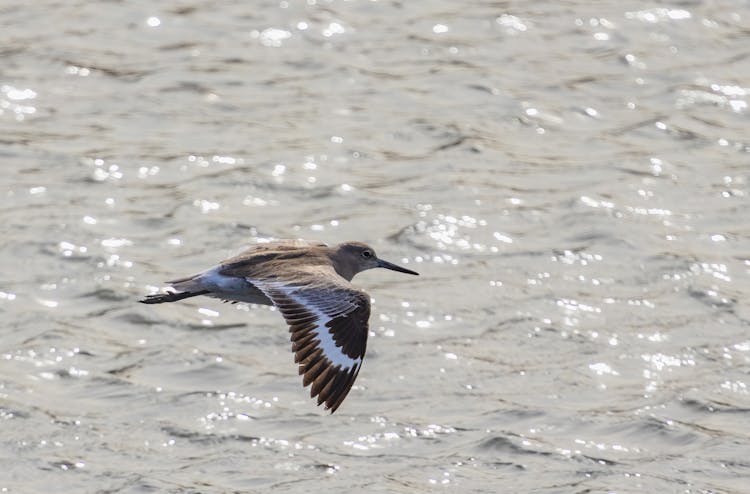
[327,251,356,281]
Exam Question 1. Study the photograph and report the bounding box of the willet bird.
[140,240,418,413]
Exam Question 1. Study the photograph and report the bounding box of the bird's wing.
[218,240,328,279]
[252,273,370,413]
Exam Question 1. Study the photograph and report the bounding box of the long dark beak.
[377,258,419,276]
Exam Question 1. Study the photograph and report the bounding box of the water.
[2,1,749,492]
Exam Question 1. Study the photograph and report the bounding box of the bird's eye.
[362,250,373,258]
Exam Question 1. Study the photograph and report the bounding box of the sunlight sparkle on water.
[496,14,528,33]
[589,362,619,376]
[194,199,220,213]
[1,84,37,120]
[625,8,691,23]
[255,28,292,47]
[323,22,346,37]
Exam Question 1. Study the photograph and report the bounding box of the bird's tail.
[140,273,210,304]
[139,290,210,304]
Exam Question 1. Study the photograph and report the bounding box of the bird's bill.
[377,258,419,275]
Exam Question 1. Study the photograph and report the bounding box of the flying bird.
[140,240,419,413]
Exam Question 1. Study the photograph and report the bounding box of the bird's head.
[332,241,419,281]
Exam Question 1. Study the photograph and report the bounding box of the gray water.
[2,1,749,492]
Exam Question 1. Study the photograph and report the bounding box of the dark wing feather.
[253,277,370,413]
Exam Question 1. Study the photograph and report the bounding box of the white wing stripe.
[285,289,360,370]
[252,281,361,370]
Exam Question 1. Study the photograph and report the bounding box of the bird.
[139,239,419,413]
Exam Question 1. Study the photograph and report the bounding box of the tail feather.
[139,290,210,304]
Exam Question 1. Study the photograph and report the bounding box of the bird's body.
[140,240,418,413]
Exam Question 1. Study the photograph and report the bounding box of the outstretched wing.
[253,276,370,413]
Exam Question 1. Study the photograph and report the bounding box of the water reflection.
[1,84,37,120]
[1,0,749,492]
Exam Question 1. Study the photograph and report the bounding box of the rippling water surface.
[2,1,749,492]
